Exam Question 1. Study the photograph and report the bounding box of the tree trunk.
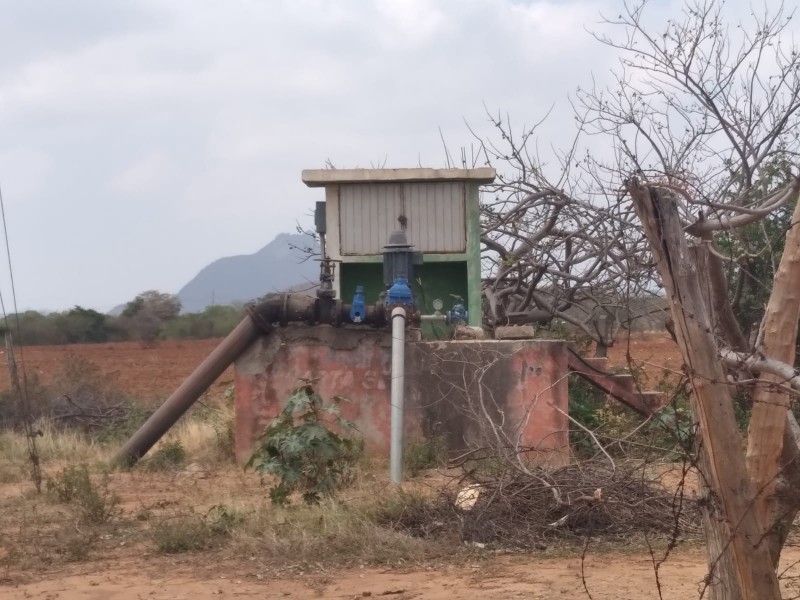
[691,235,749,352]
[628,180,781,600]
[746,186,800,565]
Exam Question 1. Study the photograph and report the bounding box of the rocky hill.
[176,233,318,312]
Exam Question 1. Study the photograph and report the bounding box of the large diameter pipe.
[389,307,406,484]
[113,316,261,467]
[113,292,387,468]
[113,294,321,467]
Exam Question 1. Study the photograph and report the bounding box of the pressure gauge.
[432,298,444,311]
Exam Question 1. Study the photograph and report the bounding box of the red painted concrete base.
[234,325,569,465]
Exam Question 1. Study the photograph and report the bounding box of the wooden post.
[746,187,800,563]
[628,180,780,600]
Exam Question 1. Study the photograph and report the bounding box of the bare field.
[0,332,682,400]
[0,339,233,401]
[4,332,770,600]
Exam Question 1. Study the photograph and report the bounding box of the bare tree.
[470,1,800,597]
[121,290,182,346]
[474,110,657,351]
[474,1,800,348]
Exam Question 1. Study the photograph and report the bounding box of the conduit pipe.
[389,307,407,484]
[114,316,261,467]
[114,290,394,468]
[114,293,319,467]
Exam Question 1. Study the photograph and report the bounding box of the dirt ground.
[0,549,782,600]
[606,330,683,383]
[4,544,800,599]
[2,466,797,600]
[0,339,233,401]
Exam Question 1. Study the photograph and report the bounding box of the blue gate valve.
[349,285,366,322]
[447,298,468,324]
[386,277,414,307]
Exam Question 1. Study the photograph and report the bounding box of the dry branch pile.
[390,462,700,548]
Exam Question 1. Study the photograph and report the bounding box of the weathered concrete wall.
[234,326,400,463]
[406,340,569,460]
[234,326,569,464]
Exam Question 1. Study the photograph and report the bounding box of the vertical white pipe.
[390,307,406,484]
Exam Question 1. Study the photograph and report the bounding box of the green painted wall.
[340,261,468,339]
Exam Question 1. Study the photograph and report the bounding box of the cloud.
[0,0,790,312]
[110,152,171,195]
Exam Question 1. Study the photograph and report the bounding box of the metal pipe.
[389,307,406,484]
[113,292,389,467]
[113,316,260,467]
[421,313,447,322]
[114,294,317,467]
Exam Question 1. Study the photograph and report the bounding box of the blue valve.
[349,285,366,322]
[386,277,414,307]
[448,298,468,324]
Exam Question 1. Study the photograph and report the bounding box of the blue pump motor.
[386,277,414,307]
[349,285,366,322]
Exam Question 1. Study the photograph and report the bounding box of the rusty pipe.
[113,294,318,467]
[113,315,259,467]
[112,293,391,467]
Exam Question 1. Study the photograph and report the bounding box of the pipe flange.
[246,304,275,334]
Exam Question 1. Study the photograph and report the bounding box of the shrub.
[0,372,51,428]
[247,382,362,506]
[140,440,186,471]
[56,530,99,562]
[153,505,244,554]
[153,516,218,554]
[49,354,132,433]
[46,464,120,524]
[405,436,447,477]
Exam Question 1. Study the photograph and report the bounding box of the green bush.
[569,373,694,458]
[247,382,362,506]
[160,305,243,340]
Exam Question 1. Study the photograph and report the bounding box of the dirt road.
[5,546,800,599]
[0,548,745,599]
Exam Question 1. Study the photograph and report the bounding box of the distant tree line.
[1,290,243,346]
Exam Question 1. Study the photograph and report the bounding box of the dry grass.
[1,399,466,577]
[0,421,115,476]
[0,399,236,482]
[227,483,461,568]
[0,353,466,574]
[158,401,235,465]
[0,460,466,577]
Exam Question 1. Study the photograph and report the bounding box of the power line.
[0,183,41,492]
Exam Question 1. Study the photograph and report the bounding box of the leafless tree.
[474,109,658,351]
[468,1,800,597]
[472,1,800,353]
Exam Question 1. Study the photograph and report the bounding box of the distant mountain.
[176,233,319,313]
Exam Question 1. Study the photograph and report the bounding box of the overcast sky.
[0,0,789,313]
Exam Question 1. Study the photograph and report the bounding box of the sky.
[0,0,789,313]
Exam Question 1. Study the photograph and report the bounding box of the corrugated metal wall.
[338,182,466,255]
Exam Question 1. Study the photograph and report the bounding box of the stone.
[453,325,487,340]
[494,325,537,340]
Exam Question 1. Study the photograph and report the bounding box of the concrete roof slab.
[302,167,496,187]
